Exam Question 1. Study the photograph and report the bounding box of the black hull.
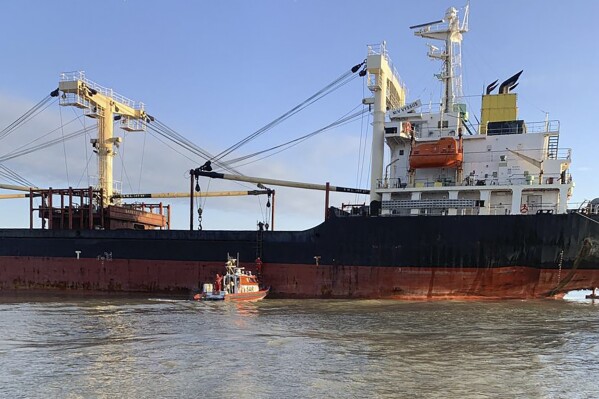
[1,213,598,298]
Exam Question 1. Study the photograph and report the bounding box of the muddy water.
[1,294,598,398]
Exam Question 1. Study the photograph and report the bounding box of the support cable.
[213,68,361,162]
[0,125,94,162]
[58,103,70,186]
[0,164,35,187]
[0,95,55,141]
[225,106,367,167]
[147,121,239,174]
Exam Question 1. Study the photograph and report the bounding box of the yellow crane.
[58,71,148,205]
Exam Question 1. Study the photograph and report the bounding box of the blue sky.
[0,0,597,230]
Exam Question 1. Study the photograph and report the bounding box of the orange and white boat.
[194,254,269,301]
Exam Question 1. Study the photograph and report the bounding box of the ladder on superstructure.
[547,135,559,159]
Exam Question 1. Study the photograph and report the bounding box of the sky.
[0,0,598,230]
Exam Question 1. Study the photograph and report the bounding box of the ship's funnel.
[499,70,523,94]
[486,79,499,94]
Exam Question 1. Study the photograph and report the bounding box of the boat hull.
[0,213,597,299]
[1,258,598,299]
[199,288,269,301]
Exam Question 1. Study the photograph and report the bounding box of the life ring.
[402,121,412,133]
[520,204,528,214]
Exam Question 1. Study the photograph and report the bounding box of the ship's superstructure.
[368,6,572,218]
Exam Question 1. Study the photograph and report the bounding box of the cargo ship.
[0,6,598,299]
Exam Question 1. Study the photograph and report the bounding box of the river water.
[1,293,598,399]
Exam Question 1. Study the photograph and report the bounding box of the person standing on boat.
[214,273,223,292]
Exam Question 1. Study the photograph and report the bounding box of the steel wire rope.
[137,131,147,193]
[0,114,84,159]
[113,122,135,194]
[148,124,260,196]
[223,106,362,165]
[224,103,365,165]
[0,126,94,163]
[70,107,92,186]
[1,97,58,141]
[231,108,367,169]
[212,71,359,162]
[75,152,94,187]
[147,129,199,164]
[117,150,136,194]
[147,123,218,164]
[212,72,353,160]
[0,164,35,187]
[145,128,257,193]
[120,130,126,192]
[358,111,371,189]
[0,95,53,141]
[355,78,368,203]
[147,121,239,174]
[58,104,70,186]
[4,167,34,186]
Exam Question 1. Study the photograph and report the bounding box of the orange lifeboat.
[409,136,463,169]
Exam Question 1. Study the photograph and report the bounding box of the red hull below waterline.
[2,256,599,299]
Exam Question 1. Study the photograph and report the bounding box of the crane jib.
[334,187,370,195]
[194,171,370,194]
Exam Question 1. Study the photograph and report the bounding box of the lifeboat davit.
[409,136,463,169]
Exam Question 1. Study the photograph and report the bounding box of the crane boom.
[0,189,272,200]
[114,190,272,199]
[0,183,33,192]
[194,170,370,194]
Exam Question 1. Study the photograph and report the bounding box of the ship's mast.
[58,72,148,205]
[412,5,469,113]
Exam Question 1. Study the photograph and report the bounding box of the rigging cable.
[75,152,94,187]
[355,79,368,203]
[0,114,85,159]
[117,149,136,194]
[0,95,55,142]
[225,106,367,167]
[71,107,92,187]
[58,103,70,186]
[212,62,365,162]
[137,129,147,193]
[147,120,239,174]
[0,164,35,187]
[0,125,94,163]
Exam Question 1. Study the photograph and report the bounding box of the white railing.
[378,174,571,190]
[367,43,404,92]
[59,71,145,111]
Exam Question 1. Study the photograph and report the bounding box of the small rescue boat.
[194,254,269,301]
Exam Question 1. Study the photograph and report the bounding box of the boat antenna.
[411,5,469,113]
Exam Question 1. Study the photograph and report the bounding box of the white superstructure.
[366,6,573,217]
